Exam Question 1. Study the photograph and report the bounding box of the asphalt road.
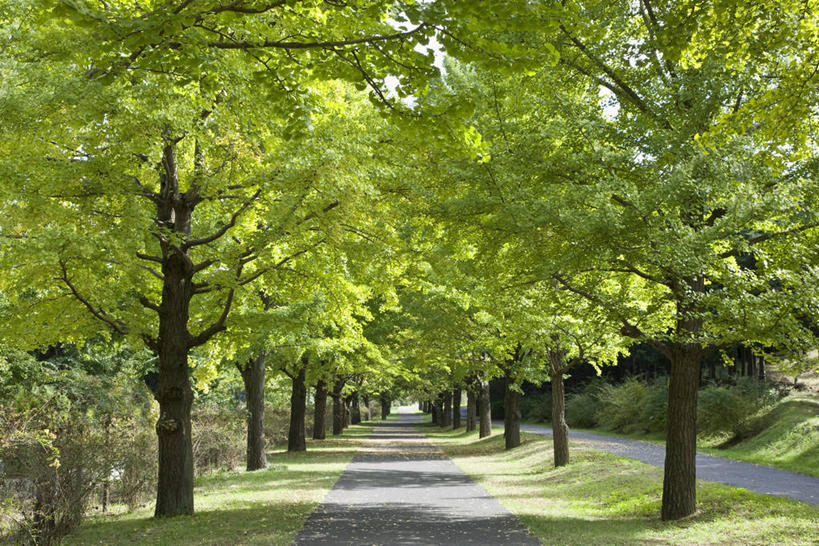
[294,414,539,546]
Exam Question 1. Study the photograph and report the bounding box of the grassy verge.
[522,392,819,477]
[64,422,375,546]
[419,421,819,545]
[698,393,819,477]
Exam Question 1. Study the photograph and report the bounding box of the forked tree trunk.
[661,344,702,520]
[550,371,569,466]
[478,380,492,438]
[351,392,361,424]
[332,381,345,435]
[239,354,267,470]
[442,391,452,427]
[504,379,521,449]
[313,380,327,440]
[287,365,307,452]
[466,390,476,432]
[452,388,462,428]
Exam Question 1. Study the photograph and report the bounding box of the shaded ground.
[294,415,538,545]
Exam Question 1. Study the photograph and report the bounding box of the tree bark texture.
[441,391,452,428]
[478,380,492,438]
[503,379,521,450]
[550,371,569,467]
[287,364,307,452]
[452,388,462,428]
[332,380,345,435]
[466,390,477,432]
[240,354,267,470]
[380,394,390,420]
[351,391,361,424]
[661,345,702,520]
[313,380,328,440]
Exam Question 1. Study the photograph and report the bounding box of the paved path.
[294,414,539,546]
[505,420,819,506]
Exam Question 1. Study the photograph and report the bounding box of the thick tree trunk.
[478,380,492,438]
[661,345,702,521]
[313,380,327,440]
[343,397,351,428]
[351,392,361,424]
[452,388,462,428]
[154,257,195,517]
[431,400,439,424]
[380,394,390,420]
[441,391,452,427]
[466,390,477,432]
[287,365,307,452]
[550,371,569,466]
[332,381,345,436]
[504,379,521,449]
[239,354,267,470]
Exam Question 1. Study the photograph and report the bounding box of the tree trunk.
[154,296,195,517]
[313,380,327,440]
[380,394,390,420]
[431,400,439,424]
[442,391,452,427]
[343,397,351,428]
[452,388,462,428]
[466,390,477,432]
[239,354,267,470]
[332,380,345,436]
[362,394,371,421]
[550,371,569,466]
[478,380,492,438]
[661,345,702,521]
[287,364,307,452]
[504,379,521,449]
[351,392,361,424]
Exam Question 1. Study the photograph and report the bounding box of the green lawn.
[419,422,819,545]
[64,423,375,546]
[523,392,819,478]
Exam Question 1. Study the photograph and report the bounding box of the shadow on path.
[294,414,538,546]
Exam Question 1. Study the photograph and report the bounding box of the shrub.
[191,404,246,475]
[595,378,650,433]
[520,392,552,423]
[566,391,600,428]
[0,353,156,545]
[698,378,779,436]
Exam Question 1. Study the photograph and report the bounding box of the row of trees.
[2,0,817,528]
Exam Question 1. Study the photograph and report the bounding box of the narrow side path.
[294,414,538,546]
[506,420,819,505]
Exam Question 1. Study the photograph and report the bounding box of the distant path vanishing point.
[294,414,539,546]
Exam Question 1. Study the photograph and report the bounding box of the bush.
[0,350,156,545]
[191,404,246,475]
[520,392,551,423]
[697,378,780,436]
[595,378,650,433]
[566,391,600,428]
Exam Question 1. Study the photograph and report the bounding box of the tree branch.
[58,260,128,335]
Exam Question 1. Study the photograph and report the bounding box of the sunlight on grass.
[419,421,819,545]
[64,424,375,546]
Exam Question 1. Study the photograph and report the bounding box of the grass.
[419,421,819,545]
[524,391,819,477]
[64,422,375,546]
[698,393,819,477]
